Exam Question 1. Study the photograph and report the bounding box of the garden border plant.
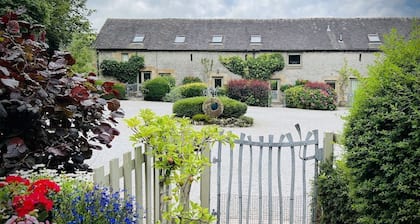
[0,9,124,176]
[126,109,237,223]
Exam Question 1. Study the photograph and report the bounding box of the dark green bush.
[142,77,171,101]
[173,96,247,118]
[317,160,356,224]
[182,76,202,84]
[219,96,247,118]
[284,84,336,110]
[161,75,176,88]
[343,27,420,224]
[173,97,204,117]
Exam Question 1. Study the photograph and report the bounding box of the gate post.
[322,132,334,164]
[201,147,211,209]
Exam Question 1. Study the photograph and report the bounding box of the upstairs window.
[174,35,186,43]
[250,35,262,44]
[211,35,223,43]
[288,55,301,65]
[368,33,381,42]
[132,34,144,43]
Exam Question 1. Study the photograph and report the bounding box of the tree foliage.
[219,53,284,80]
[0,10,123,176]
[343,25,420,223]
[0,0,93,55]
[100,55,144,83]
[67,32,96,74]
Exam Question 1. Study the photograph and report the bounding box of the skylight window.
[211,35,223,43]
[174,35,186,43]
[368,34,381,42]
[132,34,144,43]
[250,35,262,44]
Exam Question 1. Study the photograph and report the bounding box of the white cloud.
[86,0,420,32]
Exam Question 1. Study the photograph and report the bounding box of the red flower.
[70,86,89,102]
[30,179,60,194]
[13,195,35,217]
[6,176,30,186]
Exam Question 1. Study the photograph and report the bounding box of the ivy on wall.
[219,53,284,80]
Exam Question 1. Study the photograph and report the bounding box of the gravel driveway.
[86,100,348,168]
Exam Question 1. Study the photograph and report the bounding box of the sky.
[86,0,420,32]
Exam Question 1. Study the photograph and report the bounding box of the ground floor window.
[139,71,151,84]
[214,77,223,88]
[325,80,336,90]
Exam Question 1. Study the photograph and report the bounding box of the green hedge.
[284,85,336,110]
[173,96,247,118]
[142,77,170,101]
[343,27,420,224]
[317,160,356,224]
[182,76,202,84]
[180,82,207,98]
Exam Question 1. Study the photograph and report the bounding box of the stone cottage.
[94,18,414,104]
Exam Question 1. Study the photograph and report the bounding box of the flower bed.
[0,169,138,224]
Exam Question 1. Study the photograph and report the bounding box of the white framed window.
[250,35,262,44]
[132,34,144,43]
[174,35,186,43]
[211,35,223,43]
[368,33,380,42]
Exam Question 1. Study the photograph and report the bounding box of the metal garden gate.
[212,125,322,224]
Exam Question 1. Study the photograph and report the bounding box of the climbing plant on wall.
[219,53,284,80]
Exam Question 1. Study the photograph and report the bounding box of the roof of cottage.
[95,18,415,51]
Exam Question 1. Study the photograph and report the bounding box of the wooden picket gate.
[92,129,337,224]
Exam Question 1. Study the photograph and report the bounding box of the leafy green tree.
[343,25,420,223]
[219,53,284,80]
[67,32,96,73]
[0,0,93,55]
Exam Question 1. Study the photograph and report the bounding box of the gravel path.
[86,100,348,168]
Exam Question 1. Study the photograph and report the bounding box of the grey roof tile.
[95,18,415,51]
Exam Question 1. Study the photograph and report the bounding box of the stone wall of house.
[97,50,377,103]
[98,50,375,81]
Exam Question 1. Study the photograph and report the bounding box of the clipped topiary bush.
[343,27,420,224]
[219,96,248,118]
[182,76,202,84]
[284,81,336,110]
[227,79,270,107]
[173,96,247,118]
[180,82,207,98]
[142,77,171,101]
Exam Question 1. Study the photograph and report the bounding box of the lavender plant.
[53,184,138,224]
